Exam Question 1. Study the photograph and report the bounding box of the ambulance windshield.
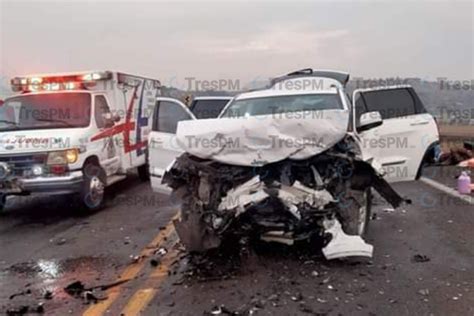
[0,92,91,131]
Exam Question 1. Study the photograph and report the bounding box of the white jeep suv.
[148,69,439,258]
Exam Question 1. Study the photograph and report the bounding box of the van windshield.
[220,93,343,118]
[0,93,91,131]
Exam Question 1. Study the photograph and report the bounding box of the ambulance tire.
[78,163,106,212]
[137,163,150,182]
[0,194,6,212]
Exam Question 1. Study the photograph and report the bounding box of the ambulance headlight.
[47,149,79,165]
[32,165,43,176]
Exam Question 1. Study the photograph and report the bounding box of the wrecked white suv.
[149,69,439,259]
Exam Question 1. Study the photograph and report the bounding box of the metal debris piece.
[260,231,294,245]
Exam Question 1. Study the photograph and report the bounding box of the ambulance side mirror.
[102,113,118,128]
[112,113,121,123]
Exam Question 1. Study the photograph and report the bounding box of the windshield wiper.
[34,117,74,127]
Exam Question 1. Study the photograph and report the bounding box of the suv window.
[94,95,111,128]
[153,101,192,133]
[362,88,416,119]
[408,87,428,114]
[354,93,368,127]
[190,99,230,119]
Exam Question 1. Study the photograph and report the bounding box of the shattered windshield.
[220,93,343,118]
[0,93,91,131]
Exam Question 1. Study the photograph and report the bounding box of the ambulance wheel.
[78,163,106,212]
[138,163,150,181]
[0,194,6,212]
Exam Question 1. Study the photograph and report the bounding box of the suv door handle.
[410,121,429,126]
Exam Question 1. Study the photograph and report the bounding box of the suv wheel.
[338,188,372,236]
[357,188,372,236]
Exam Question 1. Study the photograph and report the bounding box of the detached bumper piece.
[322,219,373,259]
[164,137,405,257]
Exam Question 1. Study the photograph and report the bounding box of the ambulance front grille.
[0,153,48,177]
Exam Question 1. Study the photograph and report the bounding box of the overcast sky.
[0,0,472,90]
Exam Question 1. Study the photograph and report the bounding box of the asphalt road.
[0,171,473,316]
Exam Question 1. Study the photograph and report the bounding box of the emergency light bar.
[10,71,112,92]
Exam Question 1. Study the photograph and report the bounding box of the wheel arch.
[82,155,101,168]
[415,141,439,180]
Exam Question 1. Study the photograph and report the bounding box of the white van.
[0,71,160,211]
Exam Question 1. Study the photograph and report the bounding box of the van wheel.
[137,163,150,181]
[78,163,106,212]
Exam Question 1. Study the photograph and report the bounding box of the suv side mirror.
[357,111,383,132]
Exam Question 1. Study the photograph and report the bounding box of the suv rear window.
[362,88,416,119]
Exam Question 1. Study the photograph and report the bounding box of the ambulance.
[0,71,161,212]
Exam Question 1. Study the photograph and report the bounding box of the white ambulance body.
[0,71,160,211]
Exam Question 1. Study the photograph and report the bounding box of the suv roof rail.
[271,68,350,87]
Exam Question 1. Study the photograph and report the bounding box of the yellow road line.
[120,288,157,316]
[119,247,180,315]
[82,220,176,316]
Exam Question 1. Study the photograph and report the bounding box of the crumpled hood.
[176,110,349,166]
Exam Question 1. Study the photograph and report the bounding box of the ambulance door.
[92,94,121,176]
[127,79,157,169]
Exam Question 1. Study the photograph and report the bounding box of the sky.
[0,0,473,92]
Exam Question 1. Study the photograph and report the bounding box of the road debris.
[63,279,129,303]
[418,289,430,296]
[155,247,168,256]
[9,289,31,300]
[5,303,44,315]
[43,291,53,300]
[130,254,146,263]
[412,254,430,263]
[64,281,86,297]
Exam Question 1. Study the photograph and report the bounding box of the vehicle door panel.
[127,79,160,169]
[149,98,195,194]
[91,94,121,176]
[354,87,437,182]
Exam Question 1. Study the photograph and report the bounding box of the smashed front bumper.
[164,137,406,259]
